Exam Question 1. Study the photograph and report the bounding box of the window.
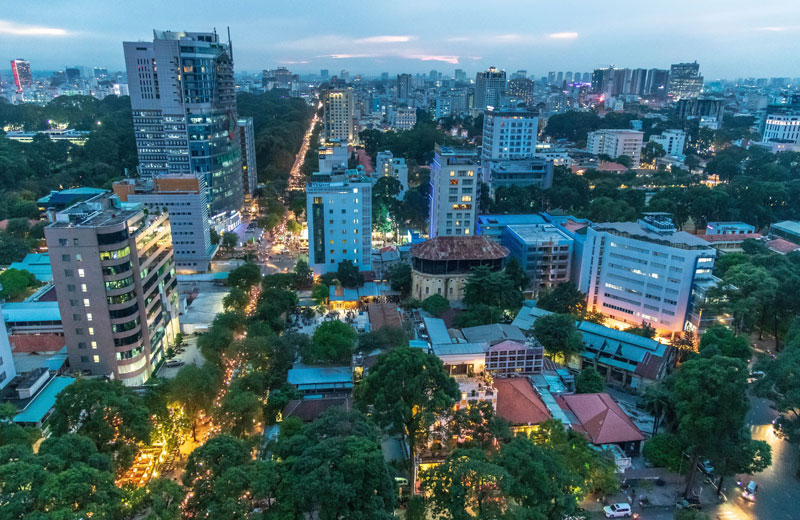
[78,342,87,349]
[91,341,97,349]
[67,284,76,292]
[86,313,93,322]
[78,269,85,278]
[83,298,91,307]
[75,328,84,335]
[80,356,89,363]
[76,254,82,262]
[62,254,71,262]
[64,269,74,277]
[93,355,100,363]
[88,327,95,335]
[59,239,68,247]
[81,284,87,293]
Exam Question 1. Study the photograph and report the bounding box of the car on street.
[741,480,758,501]
[165,360,185,368]
[676,497,702,510]
[700,459,714,475]
[603,503,633,518]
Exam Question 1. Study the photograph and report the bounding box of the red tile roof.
[494,377,551,426]
[9,334,66,353]
[700,233,761,243]
[766,238,800,255]
[367,303,402,331]
[558,393,644,445]
[282,397,352,423]
[410,236,509,261]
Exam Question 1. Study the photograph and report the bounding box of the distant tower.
[10,59,32,92]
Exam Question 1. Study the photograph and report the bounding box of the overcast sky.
[3,0,800,79]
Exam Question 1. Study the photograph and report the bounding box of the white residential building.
[481,107,539,184]
[649,130,686,158]
[374,151,409,197]
[318,140,348,174]
[306,172,372,275]
[534,143,571,166]
[391,107,416,130]
[578,213,716,335]
[586,129,644,165]
[429,146,479,238]
[323,88,355,143]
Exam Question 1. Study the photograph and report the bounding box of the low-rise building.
[487,159,554,192]
[648,129,686,158]
[770,220,800,244]
[476,214,547,242]
[586,129,643,165]
[556,392,645,457]
[410,236,508,302]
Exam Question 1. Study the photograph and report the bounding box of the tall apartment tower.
[481,107,539,183]
[123,30,243,215]
[323,88,355,144]
[474,67,507,110]
[667,62,703,100]
[396,73,412,102]
[306,169,372,275]
[237,117,258,201]
[10,59,32,92]
[45,193,180,386]
[429,145,479,238]
[578,214,716,335]
[113,175,215,273]
[644,69,669,97]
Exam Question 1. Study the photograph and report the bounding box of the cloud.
[0,19,71,36]
[403,54,459,64]
[329,53,379,59]
[755,25,799,32]
[548,31,579,39]
[446,36,469,42]
[280,60,310,64]
[355,35,412,44]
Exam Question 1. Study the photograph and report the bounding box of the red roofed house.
[494,377,552,437]
[556,392,644,457]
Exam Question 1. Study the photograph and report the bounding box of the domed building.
[410,236,509,302]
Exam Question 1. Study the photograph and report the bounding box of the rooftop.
[505,224,572,245]
[367,303,402,331]
[771,220,800,237]
[2,301,61,324]
[282,396,352,423]
[49,192,143,229]
[423,316,454,346]
[410,236,509,261]
[557,393,644,445]
[461,323,527,345]
[494,377,552,426]
[9,253,53,282]
[13,376,75,425]
[432,342,489,357]
[287,365,353,386]
[477,214,547,227]
[766,238,800,255]
[593,220,712,249]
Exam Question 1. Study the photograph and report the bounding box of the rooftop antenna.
[227,26,233,61]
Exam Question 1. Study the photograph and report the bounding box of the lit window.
[78,269,85,278]
[91,341,97,349]
[88,328,95,335]
[83,299,90,307]
[93,355,100,363]
[86,313,93,322]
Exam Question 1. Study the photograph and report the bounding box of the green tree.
[0,268,41,300]
[575,366,605,394]
[169,364,220,440]
[537,282,586,315]
[463,265,523,310]
[304,320,357,364]
[209,228,220,245]
[641,382,674,435]
[388,263,412,296]
[587,196,637,222]
[293,258,313,289]
[311,282,329,305]
[533,313,583,360]
[182,434,251,517]
[642,433,684,472]
[698,326,751,361]
[626,321,657,339]
[336,259,363,288]
[642,141,666,164]
[452,304,504,328]
[286,219,301,234]
[503,256,529,292]
[227,262,261,290]
[222,286,249,312]
[356,347,460,483]
[753,347,800,443]
[221,231,238,251]
[421,294,450,317]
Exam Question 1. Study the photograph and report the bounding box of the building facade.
[586,129,643,165]
[648,130,686,158]
[762,110,800,145]
[667,62,703,100]
[481,107,539,184]
[10,59,32,92]
[0,304,16,389]
[474,67,507,110]
[237,117,258,201]
[306,173,372,275]
[323,88,355,143]
[578,214,716,335]
[410,236,508,301]
[487,159,554,192]
[501,224,573,293]
[113,175,215,273]
[429,146,479,238]
[123,30,244,215]
[44,193,180,385]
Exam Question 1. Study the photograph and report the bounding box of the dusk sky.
[3,0,800,78]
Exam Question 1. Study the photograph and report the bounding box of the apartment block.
[113,175,215,273]
[429,146,479,238]
[648,129,686,158]
[501,224,573,293]
[474,67,507,110]
[586,129,643,165]
[481,107,539,184]
[487,159,553,193]
[306,172,372,275]
[375,150,408,196]
[323,88,355,143]
[45,193,180,385]
[578,213,716,335]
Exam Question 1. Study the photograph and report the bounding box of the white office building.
[586,129,644,165]
[474,67,507,111]
[323,88,355,143]
[391,107,416,130]
[762,110,800,144]
[375,151,408,197]
[578,213,716,335]
[649,130,686,158]
[306,172,373,275]
[481,107,539,184]
[429,146,479,238]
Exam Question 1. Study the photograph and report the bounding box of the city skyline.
[2,1,800,78]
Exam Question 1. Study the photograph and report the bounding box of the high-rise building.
[45,192,180,385]
[578,214,716,334]
[306,165,372,275]
[113,175,214,273]
[582,72,592,83]
[556,72,564,85]
[675,98,725,121]
[429,145,478,238]
[65,67,81,82]
[10,59,32,92]
[0,304,16,389]
[474,67,507,110]
[564,72,573,83]
[667,62,703,100]
[322,88,355,143]
[547,72,556,85]
[644,68,669,96]
[501,224,573,293]
[93,67,109,79]
[396,73,412,102]
[586,129,644,165]
[481,107,539,183]
[628,68,648,96]
[507,78,535,106]
[123,30,243,215]
[454,69,467,82]
[320,69,329,79]
[237,117,258,201]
